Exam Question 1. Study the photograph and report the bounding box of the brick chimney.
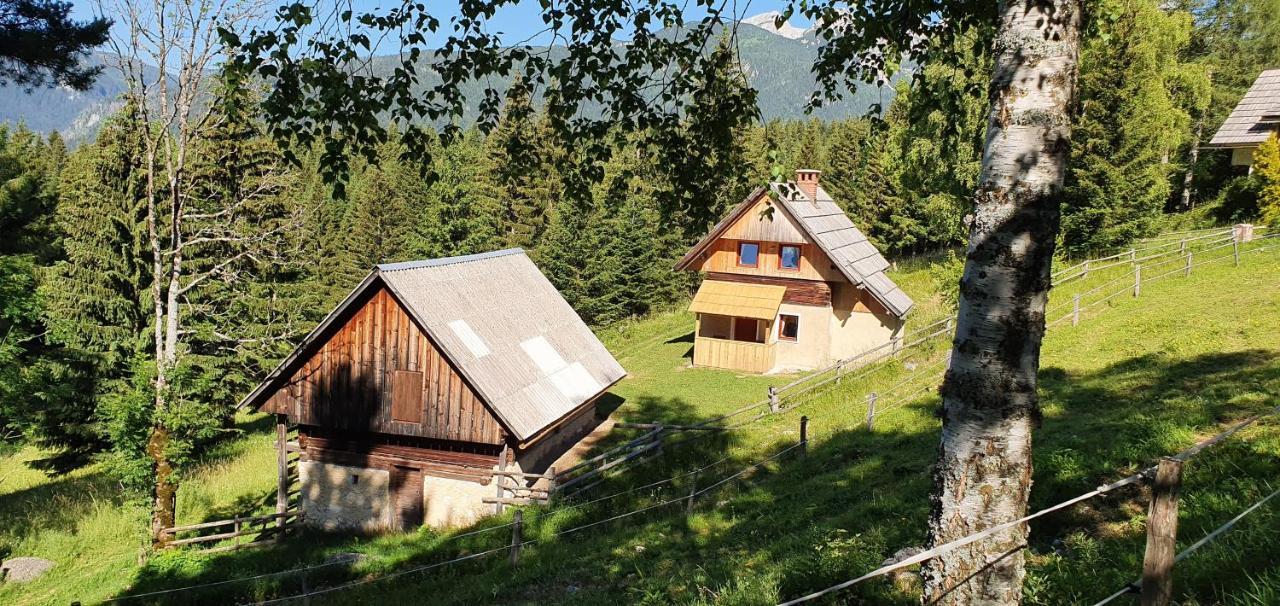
[795,169,821,201]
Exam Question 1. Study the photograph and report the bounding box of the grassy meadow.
[2,233,1278,605]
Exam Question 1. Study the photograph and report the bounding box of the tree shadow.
[0,469,125,545]
[106,348,1280,604]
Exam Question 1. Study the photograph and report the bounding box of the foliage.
[1256,134,1280,226]
[7,237,1280,605]
[0,0,111,90]
[1062,0,1211,254]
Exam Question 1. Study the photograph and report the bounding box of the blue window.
[779,245,801,270]
[737,242,759,267]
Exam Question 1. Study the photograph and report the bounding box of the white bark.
[921,1,1082,604]
[98,0,272,545]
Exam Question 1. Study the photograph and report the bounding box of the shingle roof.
[676,183,914,318]
[240,249,626,444]
[1207,69,1280,148]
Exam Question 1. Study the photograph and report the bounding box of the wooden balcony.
[693,336,776,374]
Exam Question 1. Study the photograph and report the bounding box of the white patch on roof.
[520,336,568,374]
[448,320,490,358]
[549,363,602,402]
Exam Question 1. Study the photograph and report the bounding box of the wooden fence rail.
[161,510,304,552]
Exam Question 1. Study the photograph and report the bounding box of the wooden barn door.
[390,466,424,530]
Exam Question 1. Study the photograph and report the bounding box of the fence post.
[546,467,557,506]
[835,362,843,385]
[945,317,953,335]
[1130,248,1137,264]
[1179,239,1187,253]
[275,415,289,541]
[1184,252,1192,277]
[494,443,509,515]
[1140,458,1184,606]
[1134,264,1142,297]
[768,386,779,413]
[1082,259,1090,279]
[800,416,809,456]
[1072,294,1081,327]
[866,393,877,431]
[509,510,523,567]
[1234,238,1240,267]
[686,469,699,516]
[301,569,311,606]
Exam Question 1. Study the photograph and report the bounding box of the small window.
[351,474,360,485]
[779,245,801,270]
[778,314,800,341]
[737,242,760,267]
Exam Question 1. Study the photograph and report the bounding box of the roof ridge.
[376,248,526,272]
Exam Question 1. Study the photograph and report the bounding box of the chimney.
[795,169,821,201]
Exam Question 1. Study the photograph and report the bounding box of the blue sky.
[73,0,810,50]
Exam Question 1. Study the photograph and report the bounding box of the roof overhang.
[689,280,786,321]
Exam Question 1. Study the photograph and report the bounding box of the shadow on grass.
[110,349,1280,605]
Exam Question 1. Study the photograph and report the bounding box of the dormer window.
[779,245,801,270]
[737,242,760,267]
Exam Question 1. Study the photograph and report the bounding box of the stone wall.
[300,461,390,532]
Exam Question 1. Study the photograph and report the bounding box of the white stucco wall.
[1231,146,1256,168]
[771,303,832,372]
[828,284,903,362]
[300,461,390,532]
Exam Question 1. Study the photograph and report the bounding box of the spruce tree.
[487,77,551,249]
[41,106,152,482]
[1062,0,1210,253]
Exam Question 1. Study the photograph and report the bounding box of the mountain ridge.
[0,16,893,144]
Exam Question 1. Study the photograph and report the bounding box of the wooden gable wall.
[690,192,848,283]
[261,285,505,446]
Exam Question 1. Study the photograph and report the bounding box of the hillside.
[2,231,1278,605]
[0,18,895,144]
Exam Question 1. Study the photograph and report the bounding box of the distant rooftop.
[1208,68,1280,148]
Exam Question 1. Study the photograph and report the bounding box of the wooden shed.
[239,249,626,531]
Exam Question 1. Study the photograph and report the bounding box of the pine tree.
[41,105,151,481]
[180,76,309,414]
[1062,0,1210,253]
[487,77,551,248]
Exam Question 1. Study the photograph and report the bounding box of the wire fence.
[779,404,1280,605]
[100,227,1280,605]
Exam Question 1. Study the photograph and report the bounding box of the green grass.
[2,237,1278,605]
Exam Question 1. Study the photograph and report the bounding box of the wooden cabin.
[676,170,913,374]
[239,249,626,531]
[1206,68,1280,172]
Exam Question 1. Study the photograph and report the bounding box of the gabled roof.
[1208,68,1280,148]
[240,249,626,443]
[676,182,914,318]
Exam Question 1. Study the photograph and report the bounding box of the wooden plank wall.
[706,272,833,306]
[699,238,846,282]
[264,286,505,445]
[693,336,776,373]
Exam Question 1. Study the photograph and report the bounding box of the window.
[779,245,801,270]
[391,370,424,423]
[737,242,760,267]
[778,314,800,341]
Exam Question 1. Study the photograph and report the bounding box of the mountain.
[741,11,809,40]
[0,14,894,143]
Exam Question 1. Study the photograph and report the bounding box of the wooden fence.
[159,510,304,553]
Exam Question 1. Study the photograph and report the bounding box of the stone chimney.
[795,169,821,201]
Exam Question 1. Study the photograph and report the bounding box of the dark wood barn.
[239,249,626,531]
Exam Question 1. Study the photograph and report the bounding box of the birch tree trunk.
[921,2,1082,604]
[1181,118,1202,211]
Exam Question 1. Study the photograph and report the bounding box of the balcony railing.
[693,336,776,374]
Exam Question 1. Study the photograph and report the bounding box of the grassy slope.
[2,240,1276,605]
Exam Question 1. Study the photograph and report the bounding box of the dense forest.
[0,0,1278,517]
